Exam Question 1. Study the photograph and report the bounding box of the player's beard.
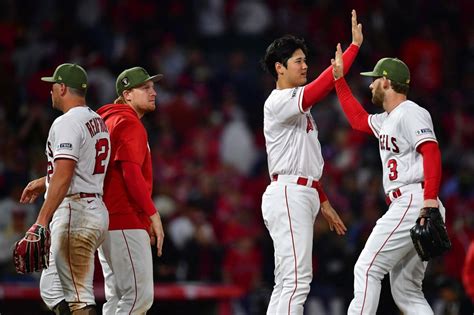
[51,92,61,110]
[133,100,155,117]
[371,84,385,107]
[144,100,156,113]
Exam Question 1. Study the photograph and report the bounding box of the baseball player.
[96,67,165,314]
[260,10,362,314]
[331,45,446,314]
[20,63,111,314]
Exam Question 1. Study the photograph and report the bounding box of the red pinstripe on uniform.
[360,195,413,314]
[284,186,298,314]
[121,231,138,314]
[67,203,81,303]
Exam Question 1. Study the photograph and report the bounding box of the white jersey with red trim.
[368,100,437,194]
[264,86,324,179]
[45,106,110,196]
[262,85,325,314]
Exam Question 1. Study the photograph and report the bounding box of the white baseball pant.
[98,229,154,315]
[262,179,320,315]
[40,196,108,312]
[348,184,445,315]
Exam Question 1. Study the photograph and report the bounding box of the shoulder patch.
[58,143,73,150]
[415,128,433,136]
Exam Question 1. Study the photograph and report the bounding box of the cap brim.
[360,71,378,77]
[148,74,164,82]
[41,76,56,82]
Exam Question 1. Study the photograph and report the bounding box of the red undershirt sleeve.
[302,44,359,111]
[334,77,372,134]
[121,160,157,217]
[316,182,328,203]
[417,141,441,201]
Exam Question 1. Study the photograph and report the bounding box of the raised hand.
[331,43,344,80]
[351,9,363,47]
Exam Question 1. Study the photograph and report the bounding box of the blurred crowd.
[0,0,473,314]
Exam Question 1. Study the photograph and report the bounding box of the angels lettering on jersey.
[379,134,399,153]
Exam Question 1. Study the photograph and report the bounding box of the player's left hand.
[20,177,47,204]
[351,9,363,47]
[331,43,344,80]
[150,212,165,257]
[419,199,439,225]
[410,207,451,261]
[320,201,347,235]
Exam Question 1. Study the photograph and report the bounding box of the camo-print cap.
[41,63,88,90]
[116,67,163,96]
[361,58,410,85]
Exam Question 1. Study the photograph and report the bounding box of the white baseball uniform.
[348,100,445,315]
[262,86,324,314]
[39,106,111,312]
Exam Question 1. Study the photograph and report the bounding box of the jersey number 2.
[93,138,110,174]
[387,159,398,180]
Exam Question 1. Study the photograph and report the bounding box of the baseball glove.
[13,223,51,274]
[410,207,451,261]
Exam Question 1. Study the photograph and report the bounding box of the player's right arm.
[20,176,46,204]
[121,161,164,256]
[301,9,363,110]
[331,43,372,134]
[111,119,165,256]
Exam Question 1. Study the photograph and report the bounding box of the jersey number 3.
[93,138,110,174]
[387,159,398,180]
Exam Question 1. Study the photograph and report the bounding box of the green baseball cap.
[116,67,163,96]
[360,58,410,85]
[41,63,88,90]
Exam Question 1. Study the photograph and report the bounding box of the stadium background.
[0,0,472,314]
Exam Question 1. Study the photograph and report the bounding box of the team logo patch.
[415,128,433,136]
[121,77,130,87]
[58,143,73,150]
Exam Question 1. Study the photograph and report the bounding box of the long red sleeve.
[121,161,157,217]
[417,141,441,200]
[334,77,372,134]
[302,44,359,111]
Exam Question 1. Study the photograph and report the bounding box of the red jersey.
[97,104,152,230]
